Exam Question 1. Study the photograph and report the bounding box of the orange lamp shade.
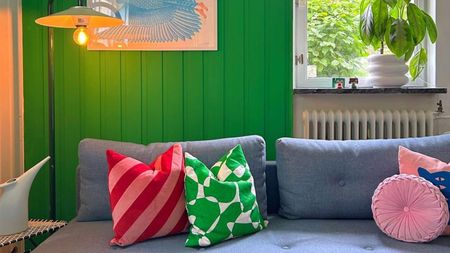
[35,6,123,28]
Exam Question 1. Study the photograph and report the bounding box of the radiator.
[302,110,435,140]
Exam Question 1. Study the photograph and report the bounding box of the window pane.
[307,0,370,79]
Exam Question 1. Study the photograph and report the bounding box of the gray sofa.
[34,135,450,253]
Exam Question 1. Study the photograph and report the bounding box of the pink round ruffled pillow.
[372,174,449,243]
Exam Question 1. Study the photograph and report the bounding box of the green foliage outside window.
[307,0,370,77]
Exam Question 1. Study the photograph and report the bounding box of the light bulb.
[73,26,89,46]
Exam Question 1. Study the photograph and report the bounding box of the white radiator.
[302,110,435,140]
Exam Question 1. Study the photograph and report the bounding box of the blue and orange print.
[96,0,208,43]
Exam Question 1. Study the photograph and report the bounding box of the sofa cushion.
[399,146,450,235]
[372,174,449,243]
[276,134,450,219]
[184,145,266,247]
[106,145,189,246]
[33,217,450,253]
[77,136,267,221]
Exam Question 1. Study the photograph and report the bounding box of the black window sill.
[294,87,447,95]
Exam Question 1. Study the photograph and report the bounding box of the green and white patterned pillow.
[184,145,267,247]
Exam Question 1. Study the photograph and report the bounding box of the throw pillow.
[399,146,450,235]
[184,144,267,247]
[106,144,189,247]
[372,174,449,243]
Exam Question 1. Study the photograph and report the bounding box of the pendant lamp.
[36,6,123,46]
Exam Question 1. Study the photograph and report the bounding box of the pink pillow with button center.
[372,174,449,242]
[398,146,450,235]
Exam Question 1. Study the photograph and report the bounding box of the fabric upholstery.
[265,161,279,214]
[184,145,266,247]
[276,134,450,219]
[33,217,450,253]
[77,136,267,221]
[106,145,188,246]
[372,174,449,242]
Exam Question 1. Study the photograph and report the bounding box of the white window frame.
[294,0,431,88]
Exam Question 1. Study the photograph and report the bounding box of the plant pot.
[367,54,409,88]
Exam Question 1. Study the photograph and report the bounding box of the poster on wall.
[87,0,217,51]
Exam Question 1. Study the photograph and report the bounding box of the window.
[294,0,427,88]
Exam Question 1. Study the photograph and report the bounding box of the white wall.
[0,2,24,251]
[0,0,24,182]
[294,1,450,138]
[435,0,450,131]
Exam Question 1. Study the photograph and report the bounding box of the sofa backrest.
[276,134,450,219]
[76,136,267,221]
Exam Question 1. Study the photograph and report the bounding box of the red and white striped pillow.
[106,144,188,247]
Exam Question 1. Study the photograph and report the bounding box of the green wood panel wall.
[22,0,293,221]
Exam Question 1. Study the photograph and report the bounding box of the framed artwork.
[87,0,217,51]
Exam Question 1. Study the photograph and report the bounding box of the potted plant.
[359,0,437,87]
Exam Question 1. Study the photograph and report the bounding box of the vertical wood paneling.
[52,0,64,221]
[23,0,50,219]
[244,0,265,137]
[224,0,245,137]
[203,0,225,140]
[284,3,294,138]
[56,0,81,219]
[23,0,293,221]
[183,52,204,141]
[162,52,184,142]
[141,52,163,144]
[121,52,142,143]
[264,0,292,157]
[58,35,80,219]
[100,52,122,140]
[80,50,101,139]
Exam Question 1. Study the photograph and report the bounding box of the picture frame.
[87,0,217,51]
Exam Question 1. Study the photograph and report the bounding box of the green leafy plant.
[359,0,438,80]
[308,0,369,77]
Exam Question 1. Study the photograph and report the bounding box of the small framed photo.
[332,78,345,89]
